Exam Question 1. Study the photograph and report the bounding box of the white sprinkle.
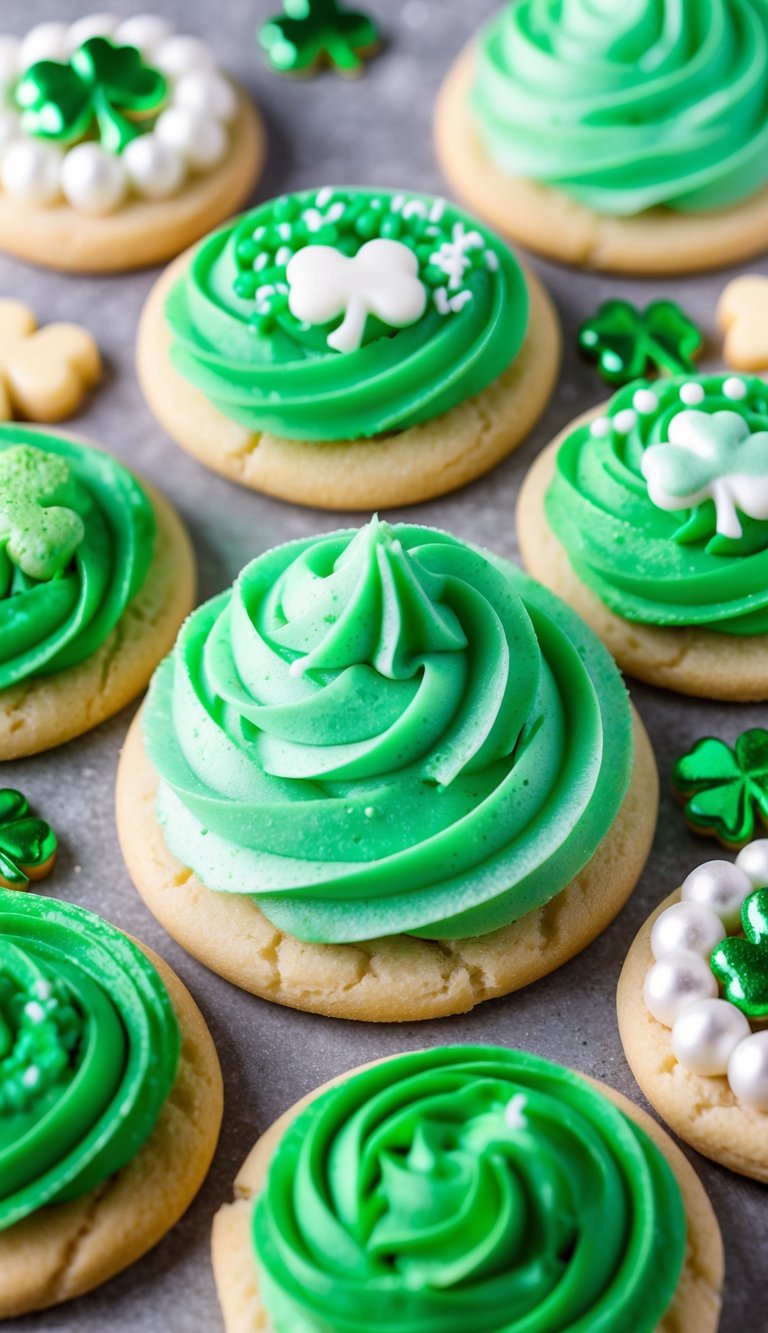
[484,249,499,271]
[680,382,705,406]
[364,806,375,818]
[428,199,445,222]
[633,388,659,415]
[590,416,611,438]
[326,201,345,223]
[505,1094,527,1130]
[256,284,276,299]
[253,225,266,240]
[390,193,405,213]
[303,208,323,233]
[22,1066,41,1088]
[23,1000,46,1023]
[449,290,473,312]
[724,376,747,401]
[275,245,293,266]
[314,185,333,207]
[255,253,269,271]
[32,979,53,1000]
[402,198,427,218]
[277,222,292,240]
[433,287,450,315]
[614,408,637,434]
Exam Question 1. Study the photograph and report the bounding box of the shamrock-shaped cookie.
[0,788,57,889]
[16,36,167,154]
[578,300,701,385]
[0,301,101,424]
[259,0,381,77]
[718,275,768,373]
[711,887,768,1018]
[674,731,768,848]
[0,444,84,583]
[641,409,768,541]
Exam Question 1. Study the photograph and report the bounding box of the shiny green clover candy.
[0,789,57,889]
[673,730,768,849]
[15,36,167,154]
[0,444,84,588]
[578,299,702,385]
[259,0,380,77]
[711,887,768,1018]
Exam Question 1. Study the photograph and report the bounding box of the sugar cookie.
[212,1047,723,1333]
[718,275,768,372]
[0,301,101,422]
[0,893,222,1317]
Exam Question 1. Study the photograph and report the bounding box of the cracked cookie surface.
[115,708,657,1022]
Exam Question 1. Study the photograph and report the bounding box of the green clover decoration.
[711,887,768,1018]
[578,300,702,385]
[0,789,57,889]
[673,731,768,849]
[0,445,84,590]
[259,0,381,77]
[15,36,168,155]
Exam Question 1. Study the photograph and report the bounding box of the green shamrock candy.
[641,409,768,546]
[578,299,701,385]
[259,0,381,77]
[0,445,84,585]
[673,730,768,848]
[0,789,57,889]
[16,37,167,154]
[711,887,768,1018]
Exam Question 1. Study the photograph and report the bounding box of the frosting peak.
[471,0,768,215]
[144,523,632,943]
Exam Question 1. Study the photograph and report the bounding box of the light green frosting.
[0,428,155,691]
[472,0,768,215]
[0,893,179,1230]
[143,520,632,944]
[165,187,528,441]
[546,374,768,634]
[253,1046,687,1333]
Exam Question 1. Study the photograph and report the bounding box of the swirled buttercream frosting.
[165,186,528,440]
[471,0,768,215]
[252,1045,687,1333]
[0,427,155,691]
[0,893,179,1230]
[546,374,768,634]
[143,519,632,943]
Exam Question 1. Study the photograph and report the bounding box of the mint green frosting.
[472,0,768,215]
[0,893,179,1230]
[143,520,632,944]
[546,374,768,634]
[253,1046,687,1333]
[165,187,528,441]
[0,427,155,691]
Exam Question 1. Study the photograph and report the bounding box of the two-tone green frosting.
[0,428,155,691]
[165,187,528,441]
[471,0,768,215]
[252,1045,687,1333]
[143,519,632,944]
[0,894,179,1229]
[546,374,768,634]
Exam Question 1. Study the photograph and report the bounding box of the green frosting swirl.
[546,374,768,634]
[0,893,179,1230]
[143,519,632,943]
[165,187,528,440]
[472,0,768,215]
[252,1045,686,1333]
[0,427,155,691]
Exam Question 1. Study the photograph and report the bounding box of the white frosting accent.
[633,388,659,415]
[429,221,484,290]
[679,382,705,405]
[613,408,637,434]
[0,15,237,214]
[504,1094,527,1130]
[641,408,768,540]
[590,417,611,437]
[286,239,428,354]
[723,376,748,400]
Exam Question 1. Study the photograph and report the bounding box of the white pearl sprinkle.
[672,997,750,1077]
[113,15,174,58]
[22,1065,41,1088]
[650,901,725,962]
[613,408,637,434]
[735,839,768,889]
[643,951,718,1028]
[155,106,228,171]
[723,376,747,401]
[174,70,238,125]
[633,388,658,415]
[61,141,126,214]
[153,34,214,78]
[122,134,185,200]
[727,1031,768,1111]
[18,22,68,68]
[23,1000,46,1023]
[1,139,62,206]
[681,860,753,932]
[364,806,375,818]
[679,382,705,406]
[590,416,611,438]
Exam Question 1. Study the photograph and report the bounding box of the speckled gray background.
[3,2,766,1329]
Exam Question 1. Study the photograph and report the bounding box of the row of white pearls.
[0,15,237,215]
[590,376,748,438]
[643,840,768,1111]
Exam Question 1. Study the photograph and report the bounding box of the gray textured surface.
[3,1,766,1329]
